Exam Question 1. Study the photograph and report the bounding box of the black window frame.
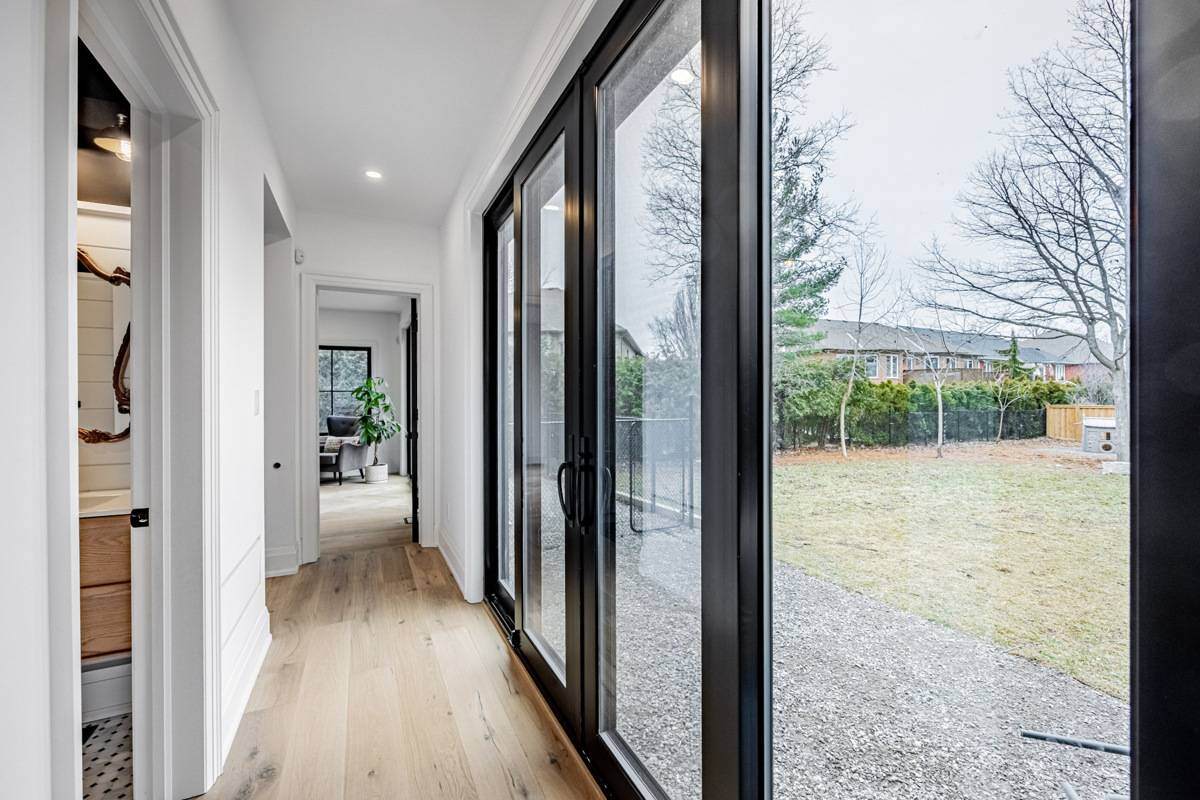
[317,345,372,434]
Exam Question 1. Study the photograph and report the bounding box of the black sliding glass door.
[583,0,705,795]
[484,0,766,796]
[510,87,584,730]
[482,0,1200,796]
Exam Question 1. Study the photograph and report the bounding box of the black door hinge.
[130,508,150,528]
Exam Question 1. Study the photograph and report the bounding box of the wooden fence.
[1046,404,1116,441]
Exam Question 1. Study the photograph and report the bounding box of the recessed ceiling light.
[364,170,383,181]
[669,67,694,86]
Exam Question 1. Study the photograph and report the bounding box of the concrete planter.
[364,463,389,483]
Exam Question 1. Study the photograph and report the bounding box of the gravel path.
[524,487,1130,799]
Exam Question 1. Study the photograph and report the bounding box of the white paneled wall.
[77,206,131,491]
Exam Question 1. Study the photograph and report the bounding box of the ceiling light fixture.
[669,67,694,86]
[364,169,383,181]
[94,113,131,162]
[544,204,561,212]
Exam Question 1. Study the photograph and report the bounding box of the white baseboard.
[265,544,299,577]
[220,606,272,764]
[439,526,469,601]
[82,658,132,723]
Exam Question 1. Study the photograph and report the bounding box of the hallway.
[202,541,601,799]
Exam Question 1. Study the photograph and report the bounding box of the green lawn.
[772,447,1130,700]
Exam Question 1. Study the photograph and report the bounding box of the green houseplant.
[351,376,402,483]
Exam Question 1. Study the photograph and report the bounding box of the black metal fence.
[614,416,697,534]
[775,408,1047,451]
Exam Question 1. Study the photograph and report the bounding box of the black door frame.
[406,297,419,542]
[485,0,767,796]
[1130,0,1200,794]
[508,83,585,739]
[482,0,1200,797]
[484,194,517,626]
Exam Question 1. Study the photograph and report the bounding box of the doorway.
[311,288,418,558]
[77,40,136,800]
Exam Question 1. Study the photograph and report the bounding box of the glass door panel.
[521,135,570,679]
[767,1,1131,797]
[497,213,516,597]
[593,0,702,795]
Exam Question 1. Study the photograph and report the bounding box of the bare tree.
[898,299,993,458]
[917,0,1130,458]
[642,0,852,355]
[836,228,891,458]
[992,372,1032,442]
[650,278,700,361]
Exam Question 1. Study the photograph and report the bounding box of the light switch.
[254,389,261,416]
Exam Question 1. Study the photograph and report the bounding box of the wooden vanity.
[80,491,132,659]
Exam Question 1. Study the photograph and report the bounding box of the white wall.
[263,210,439,575]
[263,238,298,577]
[317,307,408,471]
[434,0,622,604]
[155,0,299,772]
[0,0,54,794]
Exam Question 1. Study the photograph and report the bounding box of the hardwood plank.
[202,476,601,800]
[465,617,603,800]
[343,666,422,799]
[273,622,352,800]
[314,552,354,626]
[387,620,480,799]
[433,625,543,799]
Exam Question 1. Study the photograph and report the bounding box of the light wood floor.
[319,474,414,554]
[201,525,602,797]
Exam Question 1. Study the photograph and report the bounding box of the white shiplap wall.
[77,206,131,491]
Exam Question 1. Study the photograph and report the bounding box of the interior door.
[512,86,583,730]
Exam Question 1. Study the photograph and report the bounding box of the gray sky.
[802,0,1077,321]
[610,0,1081,352]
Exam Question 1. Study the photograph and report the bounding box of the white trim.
[219,606,271,763]
[463,0,598,214]
[265,545,299,577]
[439,523,467,598]
[82,659,133,724]
[67,1,222,797]
[44,4,82,799]
[299,273,438,565]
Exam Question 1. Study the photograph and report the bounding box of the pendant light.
[94,113,131,162]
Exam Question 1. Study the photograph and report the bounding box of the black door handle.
[556,460,576,523]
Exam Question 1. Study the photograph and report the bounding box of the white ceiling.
[318,289,413,314]
[227,0,569,225]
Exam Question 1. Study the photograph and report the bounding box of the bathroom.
[77,41,134,800]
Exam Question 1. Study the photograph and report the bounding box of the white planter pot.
[364,463,389,483]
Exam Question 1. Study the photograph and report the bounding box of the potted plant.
[351,376,402,483]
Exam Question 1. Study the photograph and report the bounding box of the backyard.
[773,439,1130,700]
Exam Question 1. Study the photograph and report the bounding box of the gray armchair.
[320,415,370,485]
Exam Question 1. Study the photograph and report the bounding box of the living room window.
[318,345,371,433]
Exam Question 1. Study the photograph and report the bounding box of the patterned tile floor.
[82,713,133,800]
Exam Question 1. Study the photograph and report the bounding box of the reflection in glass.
[597,0,701,795]
[768,1,1130,797]
[521,136,568,679]
[497,214,517,594]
